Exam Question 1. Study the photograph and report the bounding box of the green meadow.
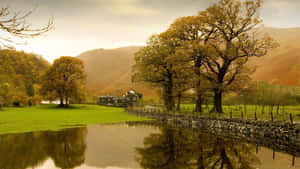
[0,104,147,135]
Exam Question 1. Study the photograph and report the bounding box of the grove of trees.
[0,49,49,107]
[0,52,87,108]
[133,0,278,113]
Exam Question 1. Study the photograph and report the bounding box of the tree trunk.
[176,92,182,112]
[269,105,274,114]
[276,104,280,115]
[195,92,203,113]
[164,85,175,112]
[194,58,203,113]
[59,97,64,107]
[213,90,223,113]
[65,97,69,107]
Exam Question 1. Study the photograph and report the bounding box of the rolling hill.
[77,46,154,97]
[250,27,300,85]
[77,27,300,97]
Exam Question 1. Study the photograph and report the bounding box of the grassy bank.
[0,104,147,134]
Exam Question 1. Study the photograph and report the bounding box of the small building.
[41,100,61,105]
[98,90,142,107]
[124,90,142,106]
[98,96,115,106]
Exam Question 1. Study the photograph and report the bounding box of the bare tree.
[0,6,54,47]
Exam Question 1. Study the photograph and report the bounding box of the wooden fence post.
[230,110,232,120]
[290,113,293,125]
[271,111,274,122]
[256,145,259,154]
[255,111,257,121]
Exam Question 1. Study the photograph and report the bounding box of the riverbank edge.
[126,110,300,155]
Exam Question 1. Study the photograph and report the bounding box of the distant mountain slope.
[251,27,300,85]
[77,46,154,97]
[78,28,300,97]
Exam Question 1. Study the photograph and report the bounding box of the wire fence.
[126,104,299,124]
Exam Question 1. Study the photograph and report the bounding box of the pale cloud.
[99,0,159,16]
[261,0,300,27]
[35,158,135,169]
[264,0,295,14]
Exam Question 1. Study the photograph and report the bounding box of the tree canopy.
[40,56,86,107]
[133,34,178,111]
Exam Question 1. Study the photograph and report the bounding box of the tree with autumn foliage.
[133,33,180,111]
[133,17,211,112]
[40,57,86,107]
[166,16,216,113]
[167,50,194,112]
[199,0,278,113]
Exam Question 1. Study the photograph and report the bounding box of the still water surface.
[0,123,299,169]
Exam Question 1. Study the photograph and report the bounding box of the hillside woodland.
[0,50,49,106]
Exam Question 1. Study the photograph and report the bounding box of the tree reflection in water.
[136,127,260,169]
[0,127,87,169]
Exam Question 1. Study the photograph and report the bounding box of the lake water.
[0,123,299,169]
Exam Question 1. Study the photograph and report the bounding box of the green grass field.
[178,104,300,122]
[0,104,147,134]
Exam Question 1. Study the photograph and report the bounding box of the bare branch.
[0,6,54,47]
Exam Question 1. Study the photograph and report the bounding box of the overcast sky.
[2,0,300,62]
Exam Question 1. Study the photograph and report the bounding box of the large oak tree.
[200,0,278,113]
[41,57,86,107]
